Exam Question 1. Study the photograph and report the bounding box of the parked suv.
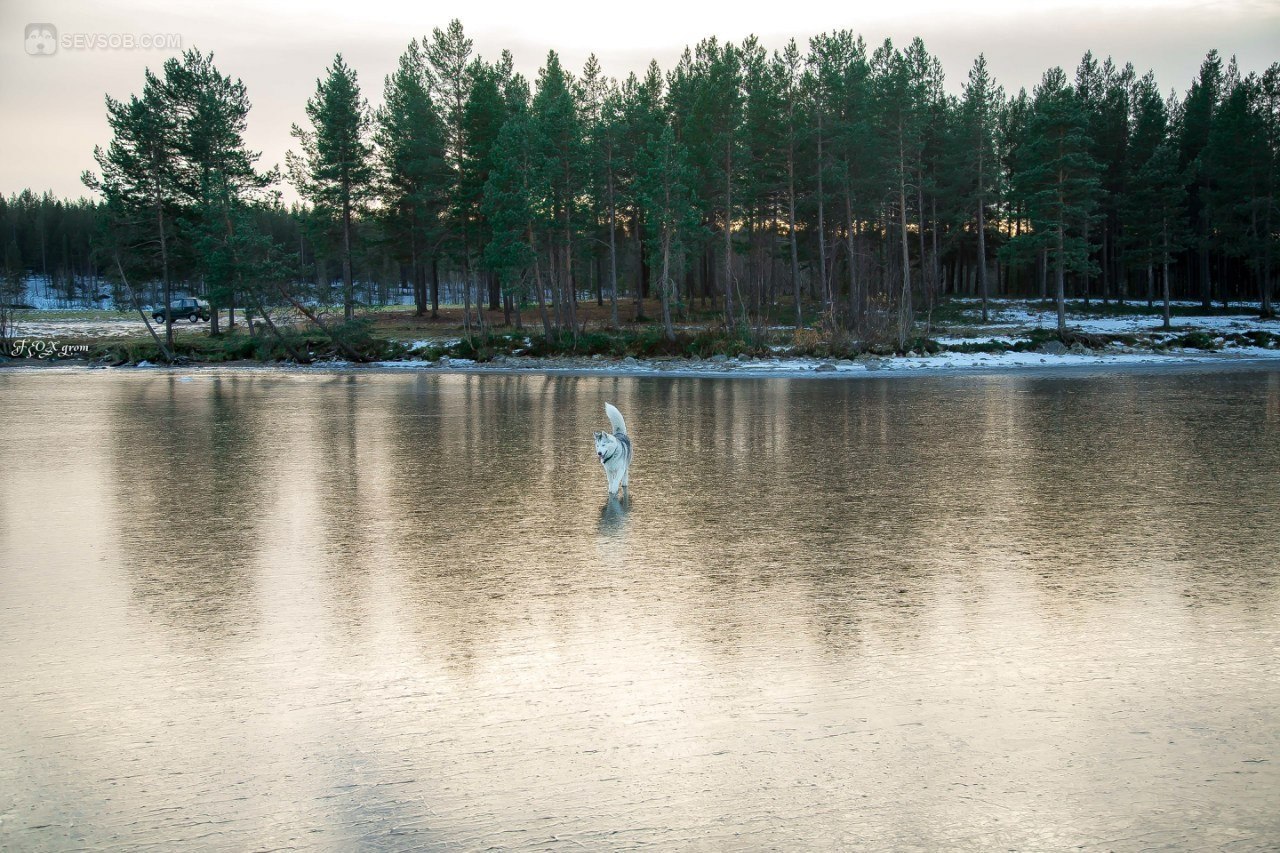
[154,297,211,323]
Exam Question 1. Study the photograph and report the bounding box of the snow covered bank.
[364,346,1280,379]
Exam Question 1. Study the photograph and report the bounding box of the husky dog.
[593,403,632,496]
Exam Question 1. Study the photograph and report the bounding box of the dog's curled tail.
[604,402,627,436]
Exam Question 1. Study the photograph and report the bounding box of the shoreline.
[5,297,1277,381]
[4,350,1279,381]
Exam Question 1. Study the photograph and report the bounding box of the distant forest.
[3,21,1277,343]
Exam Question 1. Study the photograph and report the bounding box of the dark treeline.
[0,189,306,305]
[2,191,107,303]
[7,22,1278,350]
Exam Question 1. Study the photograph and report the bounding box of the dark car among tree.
[153,297,211,323]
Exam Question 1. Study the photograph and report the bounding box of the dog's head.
[25,24,57,56]
[593,430,615,463]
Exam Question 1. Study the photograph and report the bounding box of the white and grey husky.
[593,403,632,496]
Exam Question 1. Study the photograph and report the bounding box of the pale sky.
[1,0,1276,202]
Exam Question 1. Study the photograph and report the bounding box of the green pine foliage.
[636,123,700,341]
[375,38,450,318]
[7,27,1258,353]
[287,53,374,322]
[1005,66,1101,333]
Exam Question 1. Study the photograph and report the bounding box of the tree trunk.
[341,196,354,323]
[1199,222,1211,310]
[273,279,366,362]
[787,138,802,329]
[154,183,173,351]
[1101,228,1110,305]
[1039,248,1048,301]
[430,255,440,319]
[844,185,857,328]
[462,255,473,339]
[411,219,425,317]
[1259,204,1274,318]
[563,221,578,341]
[660,229,675,342]
[115,254,173,363]
[530,224,552,339]
[607,168,620,329]
[897,156,912,350]
[916,181,928,318]
[248,289,309,363]
[1056,221,1066,335]
[1081,217,1091,308]
[930,195,940,323]
[723,140,735,327]
[1162,223,1172,330]
[976,192,989,323]
[633,211,646,321]
[816,112,828,311]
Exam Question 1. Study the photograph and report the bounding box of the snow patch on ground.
[367,346,1280,378]
[958,303,1276,337]
[931,335,1025,346]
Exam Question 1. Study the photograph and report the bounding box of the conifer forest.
[5,21,1278,347]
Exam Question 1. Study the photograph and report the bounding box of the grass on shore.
[4,297,1276,365]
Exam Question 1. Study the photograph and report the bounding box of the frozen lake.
[2,368,1278,850]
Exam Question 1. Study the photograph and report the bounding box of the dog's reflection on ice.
[598,493,631,535]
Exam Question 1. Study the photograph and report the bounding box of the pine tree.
[871,39,927,347]
[1093,58,1134,303]
[803,34,840,313]
[1122,71,1176,315]
[905,38,947,320]
[773,39,807,327]
[1072,51,1105,305]
[1,237,22,346]
[483,75,550,336]
[591,77,626,328]
[833,35,875,329]
[1009,66,1101,334]
[1206,70,1271,313]
[287,54,373,322]
[998,87,1034,295]
[960,54,1003,322]
[637,123,700,340]
[164,49,277,335]
[618,63,665,320]
[425,19,475,315]
[671,38,742,325]
[737,36,784,326]
[1178,50,1223,309]
[462,59,509,320]
[531,50,585,340]
[1260,63,1280,317]
[1136,142,1191,328]
[376,39,449,318]
[84,69,182,350]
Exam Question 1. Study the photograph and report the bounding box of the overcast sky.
[2,0,1277,202]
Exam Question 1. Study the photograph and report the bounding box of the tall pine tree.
[287,54,374,322]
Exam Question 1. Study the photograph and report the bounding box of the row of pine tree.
[5,21,1278,348]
